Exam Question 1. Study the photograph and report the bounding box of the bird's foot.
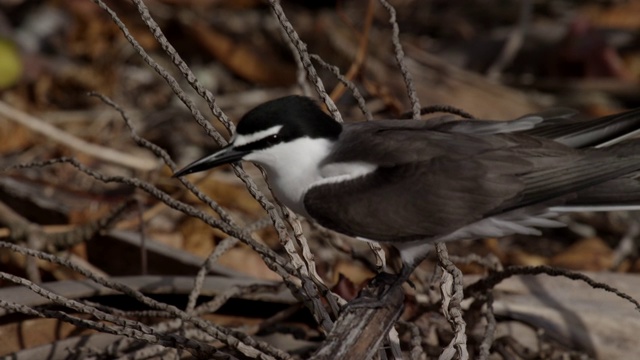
[344,271,409,310]
[369,271,399,287]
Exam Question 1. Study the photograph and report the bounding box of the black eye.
[265,134,279,145]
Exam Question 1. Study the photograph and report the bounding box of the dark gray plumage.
[304,115,640,244]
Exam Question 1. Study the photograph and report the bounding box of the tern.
[174,95,640,293]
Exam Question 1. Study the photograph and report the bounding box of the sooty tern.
[174,95,640,291]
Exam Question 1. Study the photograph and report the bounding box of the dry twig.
[436,243,469,360]
[0,101,156,171]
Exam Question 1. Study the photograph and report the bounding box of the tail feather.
[522,107,640,148]
[551,178,640,212]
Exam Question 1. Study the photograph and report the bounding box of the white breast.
[243,137,377,216]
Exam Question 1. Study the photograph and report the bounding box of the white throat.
[243,137,376,216]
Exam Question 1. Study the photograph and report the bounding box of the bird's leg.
[344,242,432,310]
[344,264,416,310]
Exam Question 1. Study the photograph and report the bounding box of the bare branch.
[330,0,375,105]
[377,0,421,119]
[0,100,156,171]
[399,104,476,120]
[310,54,373,121]
[436,243,469,360]
[0,273,220,358]
[486,0,532,80]
[89,0,229,144]
[267,0,342,123]
[465,265,640,311]
[185,217,272,314]
[399,321,426,360]
[4,158,298,284]
[91,0,329,326]
[309,286,405,360]
[478,293,496,360]
[129,0,236,134]
[0,241,290,360]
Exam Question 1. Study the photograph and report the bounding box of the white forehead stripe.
[234,125,283,147]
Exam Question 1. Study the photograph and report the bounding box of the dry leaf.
[0,317,94,356]
[218,246,281,281]
[186,175,266,217]
[332,259,374,286]
[550,237,613,271]
[581,2,640,30]
[508,249,549,267]
[331,273,360,301]
[0,118,32,153]
[180,216,217,257]
[188,20,296,86]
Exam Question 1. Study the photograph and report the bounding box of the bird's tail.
[522,107,640,149]
[551,177,640,212]
[553,135,640,212]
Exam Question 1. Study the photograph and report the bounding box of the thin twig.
[398,104,475,120]
[0,197,135,252]
[50,199,137,250]
[0,241,290,360]
[185,217,272,314]
[129,0,235,135]
[465,265,640,311]
[92,0,330,329]
[91,0,229,144]
[449,253,503,271]
[4,158,296,278]
[88,92,237,226]
[330,0,375,104]
[195,283,286,316]
[377,0,421,119]
[282,200,341,321]
[256,167,335,332]
[267,0,342,123]
[478,293,496,360]
[0,273,219,358]
[486,0,532,80]
[279,25,312,97]
[310,54,372,121]
[399,321,425,360]
[436,243,469,360]
[0,100,156,171]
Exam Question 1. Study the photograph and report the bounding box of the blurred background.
[1,0,639,358]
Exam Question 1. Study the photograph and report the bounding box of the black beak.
[173,144,249,177]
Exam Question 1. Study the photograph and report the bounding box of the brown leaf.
[331,273,360,301]
[508,249,549,267]
[186,175,266,217]
[180,216,217,257]
[333,259,374,287]
[187,21,296,86]
[550,237,613,271]
[218,246,281,281]
[0,317,94,356]
[581,2,640,30]
[0,119,33,154]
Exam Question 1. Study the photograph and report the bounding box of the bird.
[174,95,640,298]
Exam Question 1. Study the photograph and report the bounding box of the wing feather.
[305,124,640,242]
